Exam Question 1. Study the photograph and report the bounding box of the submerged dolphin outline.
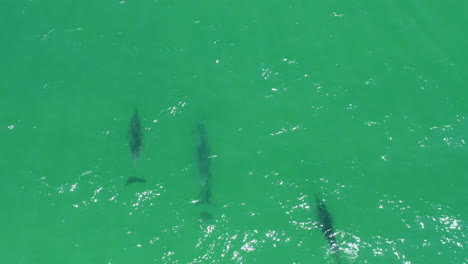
[194,123,214,222]
[195,123,211,205]
[315,194,341,264]
[126,109,146,185]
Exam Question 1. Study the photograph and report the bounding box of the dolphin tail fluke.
[125,176,146,185]
[125,158,146,185]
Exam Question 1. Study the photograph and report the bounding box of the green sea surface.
[1,0,467,263]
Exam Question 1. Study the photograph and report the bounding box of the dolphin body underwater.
[126,110,146,185]
[195,123,213,220]
[315,194,341,264]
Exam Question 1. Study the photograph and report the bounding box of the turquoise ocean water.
[1,0,467,263]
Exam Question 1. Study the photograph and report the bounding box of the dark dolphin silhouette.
[126,110,146,185]
[129,110,142,159]
[194,123,214,222]
[196,123,211,205]
[315,194,341,264]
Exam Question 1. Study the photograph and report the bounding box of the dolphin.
[315,194,341,264]
[195,123,211,205]
[126,110,146,185]
[129,110,142,159]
